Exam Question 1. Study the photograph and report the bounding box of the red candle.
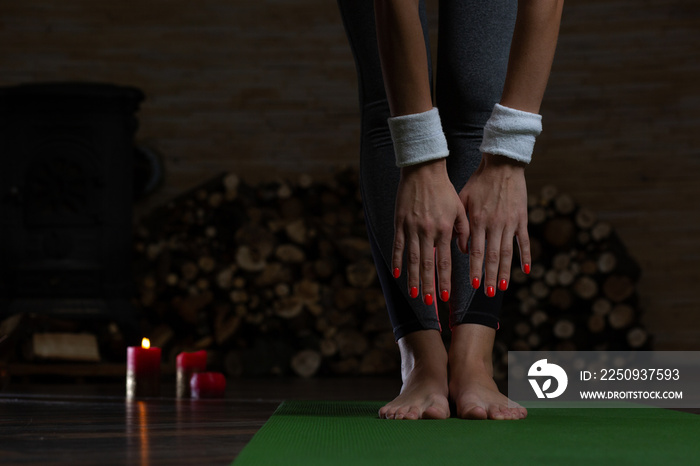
[126,338,161,399]
[190,372,226,399]
[176,350,207,398]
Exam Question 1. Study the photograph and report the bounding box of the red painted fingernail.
[523,263,531,274]
[440,290,449,302]
[410,287,418,299]
[424,294,433,306]
[471,277,480,289]
[499,279,508,291]
[486,286,495,298]
[393,267,400,279]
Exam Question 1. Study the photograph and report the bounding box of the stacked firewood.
[132,169,650,381]
[133,168,398,378]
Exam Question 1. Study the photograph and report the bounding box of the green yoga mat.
[233,400,700,465]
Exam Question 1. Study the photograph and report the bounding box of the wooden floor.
[0,378,401,466]
[2,377,697,465]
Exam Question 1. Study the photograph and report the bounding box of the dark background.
[1,0,698,351]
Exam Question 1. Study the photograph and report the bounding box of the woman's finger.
[436,234,452,302]
[497,230,515,292]
[469,224,486,292]
[392,220,405,279]
[419,235,435,305]
[516,223,532,275]
[454,207,470,254]
[406,229,421,299]
[483,227,503,298]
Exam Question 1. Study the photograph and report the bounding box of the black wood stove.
[0,82,144,342]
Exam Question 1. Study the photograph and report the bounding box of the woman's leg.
[337,0,449,419]
[436,0,526,419]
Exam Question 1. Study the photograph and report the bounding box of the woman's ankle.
[397,329,448,381]
[448,323,496,374]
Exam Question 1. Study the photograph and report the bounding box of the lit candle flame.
[142,338,150,349]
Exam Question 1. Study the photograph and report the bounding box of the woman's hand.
[459,153,531,297]
[393,158,470,305]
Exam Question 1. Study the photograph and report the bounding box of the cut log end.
[291,350,322,378]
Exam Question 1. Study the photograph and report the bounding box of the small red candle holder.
[190,372,226,399]
[126,338,161,399]
[176,350,207,398]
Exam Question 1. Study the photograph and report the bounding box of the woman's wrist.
[481,152,527,170]
[400,157,448,178]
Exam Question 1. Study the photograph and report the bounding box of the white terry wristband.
[387,107,449,168]
[479,103,542,164]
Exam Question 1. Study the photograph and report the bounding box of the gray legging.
[337,0,517,340]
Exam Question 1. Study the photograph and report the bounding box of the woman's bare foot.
[379,330,450,420]
[448,324,527,420]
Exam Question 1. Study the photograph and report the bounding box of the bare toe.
[488,405,505,420]
[423,405,447,419]
[461,404,488,420]
[405,407,421,420]
[450,369,525,421]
